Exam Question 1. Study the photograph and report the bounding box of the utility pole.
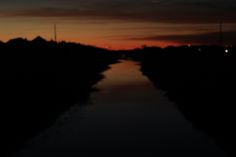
[54,24,57,42]
[219,21,223,46]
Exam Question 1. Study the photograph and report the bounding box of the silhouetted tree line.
[0,37,118,156]
[127,45,236,156]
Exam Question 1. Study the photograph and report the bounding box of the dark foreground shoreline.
[1,37,236,156]
[0,37,118,156]
[126,46,236,156]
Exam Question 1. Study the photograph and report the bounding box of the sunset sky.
[0,0,236,49]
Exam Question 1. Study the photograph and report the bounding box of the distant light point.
[225,49,229,54]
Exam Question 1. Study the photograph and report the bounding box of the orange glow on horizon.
[1,18,234,50]
[90,41,180,50]
[0,35,180,50]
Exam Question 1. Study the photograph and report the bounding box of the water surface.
[12,60,225,157]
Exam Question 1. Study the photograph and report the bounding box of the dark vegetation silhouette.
[2,36,236,156]
[124,45,236,156]
[0,37,118,156]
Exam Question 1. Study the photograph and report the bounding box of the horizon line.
[0,36,234,51]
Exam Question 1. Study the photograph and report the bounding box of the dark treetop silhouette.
[0,37,118,156]
[124,45,236,156]
[1,37,236,157]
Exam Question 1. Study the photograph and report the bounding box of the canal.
[12,60,225,157]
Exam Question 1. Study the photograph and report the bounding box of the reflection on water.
[97,60,149,89]
[94,60,157,102]
[12,60,226,157]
